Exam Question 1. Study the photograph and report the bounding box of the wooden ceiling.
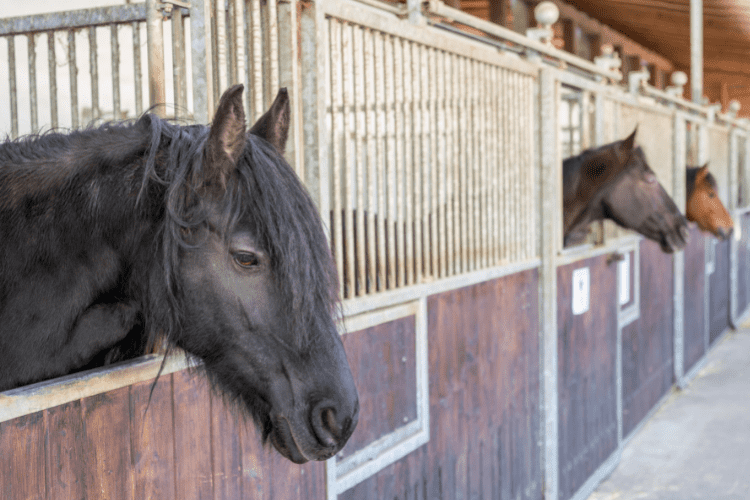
[563,0,750,76]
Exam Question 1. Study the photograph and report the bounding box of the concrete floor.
[587,326,750,500]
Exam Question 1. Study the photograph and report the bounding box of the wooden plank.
[131,375,176,500]
[211,394,243,500]
[557,256,618,500]
[173,369,213,500]
[709,238,731,344]
[82,386,134,500]
[684,225,707,372]
[46,401,85,500]
[0,411,46,500]
[622,239,675,437]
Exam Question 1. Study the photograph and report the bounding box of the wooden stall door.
[557,256,618,500]
[709,239,731,344]
[683,225,707,374]
[622,240,674,438]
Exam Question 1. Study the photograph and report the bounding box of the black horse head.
[563,129,689,252]
[0,85,358,463]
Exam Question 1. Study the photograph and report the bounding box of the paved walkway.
[587,325,750,500]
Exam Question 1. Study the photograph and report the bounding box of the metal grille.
[0,4,191,138]
[708,126,730,204]
[324,17,537,299]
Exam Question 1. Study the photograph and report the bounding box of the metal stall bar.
[47,32,57,129]
[8,36,18,138]
[146,0,166,116]
[111,24,121,119]
[67,30,78,129]
[353,24,366,295]
[171,8,185,118]
[249,0,263,118]
[89,27,99,120]
[342,21,355,298]
[28,34,37,132]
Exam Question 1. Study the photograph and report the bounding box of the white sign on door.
[619,253,630,306]
[572,267,590,315]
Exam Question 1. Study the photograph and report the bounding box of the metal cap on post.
[594,44,622,73]
[728,100,741,119]
[665,71,688,98]
[146,0,166,117]
[526,1,558,46]
[628,66,650,95]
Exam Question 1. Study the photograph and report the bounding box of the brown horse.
[563,129,689,252]
[686,165,733,239]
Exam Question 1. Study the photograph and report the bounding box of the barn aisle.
[587,325,750,500]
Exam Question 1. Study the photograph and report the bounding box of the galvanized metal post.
[407,0,424,25]
[729,131,739,326]
[690,0,702,104]
[673,112,686,385]
[278,0,303,174]
[190,0,214,124]
[146,0,166,117]
[539,67,559,500]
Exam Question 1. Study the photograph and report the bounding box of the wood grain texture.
[211,395,243,500]
[46,400,85,500]
[131,376,176,500]
[683,225,707,373]
[172,369,214,500]
[0,411,46,500]
[622,239,674,438]
[339,270,542,500]
[82,386,134,500]
[557,255,618,500]
[337,315,417,458]
[709,238,731,344]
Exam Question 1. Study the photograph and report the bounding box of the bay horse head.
[686,164,733,240]
[0,85,358,464]
[563,129,689,252]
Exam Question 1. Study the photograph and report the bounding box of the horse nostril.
[311,403,354,449]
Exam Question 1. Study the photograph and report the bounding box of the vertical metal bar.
[68,30,78,129]
[342,22,355,298]
[233,0,246,88]
[436,49,448,278]
[215,0,228,95]
[277,0,301,172]
[227,0,236,85]
[47,32,58,129]
[526,75,536,259]
[189,0,213,122]
[673,112,686,383]
[171,9,184,118]
[412,42,423,284]
[250,0,263,119]
[8,36,18,138]
[511,71,521,260]
[133,22,143,116]
[479,62,489,268]
[691,0,703,104]
[403,41,414,286]
[540,67,560,500]
[376,32,387,289]
[111,25,121,120]
[394,37,405,287]
[427,47,438,278]
[500,68,508,262]
[146,0,166,116]
[266,0,279,105]
[88,27,99,121]
[469,59,478,270]
[460,56,470,271]
[28,34,38,132]
[353,26,366,295]
[330,19,344,297]
[385,35,396,289]
[445,52,455,276]
[365,28,378,291]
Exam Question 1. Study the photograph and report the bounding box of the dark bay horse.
[563,129,689,252]
[0,85,358,463]
[686,164,734,239]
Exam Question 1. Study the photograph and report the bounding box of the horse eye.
[234,252,261,268]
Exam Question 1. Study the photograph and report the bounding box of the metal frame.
[326,299,429,498]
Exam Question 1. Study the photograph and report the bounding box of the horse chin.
[269,413,339,463]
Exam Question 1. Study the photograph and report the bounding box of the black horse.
[563,129,689,252]
[0,85,358,464]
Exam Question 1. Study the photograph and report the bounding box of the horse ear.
[205,85,247,188]
[249,88,290,156]
[616,128,637,163]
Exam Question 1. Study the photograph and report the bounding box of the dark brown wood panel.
[683,225,707,373]
[131,376,176,500]
[46,400,86,500]
[172,369,214,500]
[623,239,674,438]
[211,393,243,500]
[337,315,418,458]
[709,238,731,344]
[0,411,46,500]
[339,269,542,500]
[557,255,618,500]
[82,386,134,500]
